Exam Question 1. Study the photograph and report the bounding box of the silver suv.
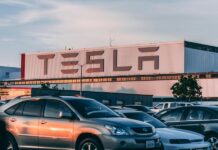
[0,96,162,150]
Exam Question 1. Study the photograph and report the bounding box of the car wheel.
[7,134,19,150]
[78,138,103,150]
[206,134,218,150]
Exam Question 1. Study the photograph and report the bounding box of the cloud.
[0,0,32,6]
[1,0,218,67]
[18,0,147,48]
[0,18,11,27]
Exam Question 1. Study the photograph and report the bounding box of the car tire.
[7,134,19,150]
[77,138,104,150]
[205,134,218,150]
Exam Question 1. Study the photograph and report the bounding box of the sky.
[1,0,218,67]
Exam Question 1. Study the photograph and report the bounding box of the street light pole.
[80,65,83,96]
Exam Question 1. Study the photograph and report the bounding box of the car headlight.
[151,126,156,134]
[170,139,191,144]
[105,125,129,136]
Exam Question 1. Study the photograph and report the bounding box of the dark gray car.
[0,96,162,150]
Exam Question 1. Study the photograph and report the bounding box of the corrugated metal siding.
[0,67,20,80]
[185,48,218,73]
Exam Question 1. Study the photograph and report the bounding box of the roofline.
[0,66,20,70]
[185,41,218,53]
[23,40,185,55]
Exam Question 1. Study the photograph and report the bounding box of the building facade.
[0,66,20,80]
[2,41,218,99]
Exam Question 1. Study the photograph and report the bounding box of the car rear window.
[14,102,25,116]
[5,104,19,115]
[160,109,185,122]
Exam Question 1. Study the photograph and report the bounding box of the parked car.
[157,105,218,150]
[115,109,211,150]
[152,102,193,113]
[154,108,173,119]
[0,96,162,150]
[124,105,155,115]
[109,106,135,111]
[0,101,6,106]
[110,105,154,115]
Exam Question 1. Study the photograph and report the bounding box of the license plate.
[146,140,155,149]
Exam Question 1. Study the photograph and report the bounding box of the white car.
[115,109,211,150]
[156,128,210,150]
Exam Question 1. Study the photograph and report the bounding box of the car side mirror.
[59,111,78,120]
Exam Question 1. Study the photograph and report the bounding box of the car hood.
[91,117,153,128]
[156,128,204,141]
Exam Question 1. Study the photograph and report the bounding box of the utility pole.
[109,37,115,47]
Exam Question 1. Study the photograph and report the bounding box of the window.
[170,103,177,108]
[44,100,72,119]
[164,103,169,109]
[102,99,110,105]
[177,103,187,107]
[116,100,124,106]
[186,109,212,120]
[5,104,19,115]
[161,109,185,122]
[155,103,163,109]
[5,72,10,78]
[134,101,142,105]
[23,101,42,117]
[14,102,25,116]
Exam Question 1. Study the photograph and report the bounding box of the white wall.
[24,42,185,79]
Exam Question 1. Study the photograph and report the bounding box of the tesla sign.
[37,47,159,75]
[23,42,184,79]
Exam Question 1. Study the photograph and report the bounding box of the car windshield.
[124,112,167,128]
[65,98,120,118]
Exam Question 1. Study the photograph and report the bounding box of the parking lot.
[0,96,217,150]
[1,0,218,150]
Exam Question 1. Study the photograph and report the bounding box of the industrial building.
[2,40,218,102]
[0,66,20,80]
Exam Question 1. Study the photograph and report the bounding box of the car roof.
[110,106,137,110]
[59,96,94,101]
[0,96,94,112]
[115,109,144,114]
[163,105,218,111]
[188,105,218,111]
[157,102,192,104]
[125,105,147,107]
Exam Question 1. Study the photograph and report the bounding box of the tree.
[171,75,202,101]
[40,82,51,89]
[52,84,59,90]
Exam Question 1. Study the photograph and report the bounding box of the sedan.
[115,109,211,150]
[157,105,218,150]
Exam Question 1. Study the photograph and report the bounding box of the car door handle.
[10,118,16,122]
[41,120,47,124]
